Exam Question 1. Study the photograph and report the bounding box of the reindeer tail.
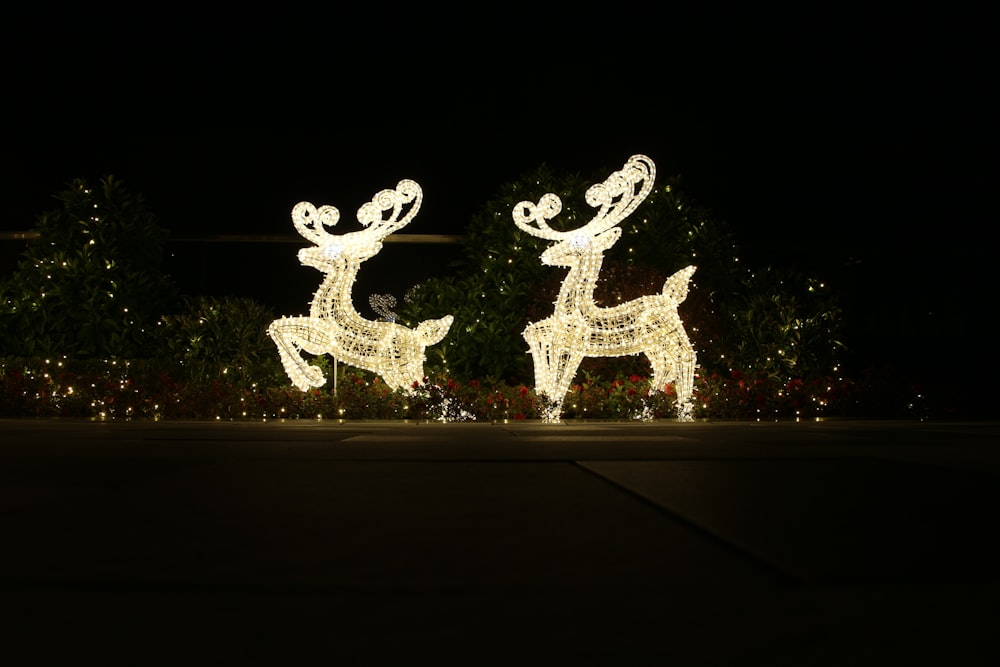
[416,315,454,346]
[662,265,696,303]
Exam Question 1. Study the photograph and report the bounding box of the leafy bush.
[157,295,285,386]
[0,176,176,358]
[704,266,845,382]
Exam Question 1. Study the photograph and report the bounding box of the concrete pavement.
[2,418,999,665]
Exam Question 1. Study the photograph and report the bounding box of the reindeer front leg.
[545,349,585,422]
[525,322,558,421]
[529,347,569,423]
[267,316,331,391]
[525,323,585,422]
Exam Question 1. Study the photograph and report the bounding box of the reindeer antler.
[512,193,565,240]
[584,154,655,231]
[357,179,422,236]
[513,154,655,241]
[291,202,340,245]
[290,180,422,247]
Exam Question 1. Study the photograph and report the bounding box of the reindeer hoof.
[290,364,327,392]
[304,364,326,387]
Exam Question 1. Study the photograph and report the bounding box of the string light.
[514,155,697,422]
[268,180,453,393]
[369,293,398,323]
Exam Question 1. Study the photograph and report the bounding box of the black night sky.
[3,9,995,414]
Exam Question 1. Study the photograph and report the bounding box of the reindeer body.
[516,155,697,422]
[268,180,453,393]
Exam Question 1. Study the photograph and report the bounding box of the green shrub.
[157,295,285,386]
[0,176,176,358]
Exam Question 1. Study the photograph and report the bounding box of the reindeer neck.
[310,261,366,320]
[554,253,605,315]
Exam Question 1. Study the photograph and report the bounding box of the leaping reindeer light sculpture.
[514,155,697,422]
[268,179,453,393]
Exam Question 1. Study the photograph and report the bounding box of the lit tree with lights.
[0,176,177,358]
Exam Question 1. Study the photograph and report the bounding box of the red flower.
[519,386,529,396]
[628,374,643,384]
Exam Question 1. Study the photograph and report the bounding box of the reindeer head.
[512,155,655,267]
[293,179,422,271]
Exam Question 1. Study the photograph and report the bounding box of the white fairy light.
[514,154,697,422]
[268,180,453,393]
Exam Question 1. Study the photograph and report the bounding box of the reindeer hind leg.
[669,347,697,422]
[647,348,696,422]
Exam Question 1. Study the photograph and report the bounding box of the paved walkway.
[2,419,999,665]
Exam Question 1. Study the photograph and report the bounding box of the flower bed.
[0,356,873,422]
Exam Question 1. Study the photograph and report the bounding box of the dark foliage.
[0,176,176,358]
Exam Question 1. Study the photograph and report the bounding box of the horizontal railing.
[0,232,465,244]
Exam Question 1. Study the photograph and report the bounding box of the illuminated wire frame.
[514,154,697,422]
[268,180,453,393]
[369,293,398,322]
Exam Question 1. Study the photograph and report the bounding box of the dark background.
[3,8,994,413]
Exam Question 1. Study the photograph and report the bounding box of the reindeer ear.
[596,227,623,248]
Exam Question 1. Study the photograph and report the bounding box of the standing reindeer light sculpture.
[514,154,697,422]
[268,179,453,393]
